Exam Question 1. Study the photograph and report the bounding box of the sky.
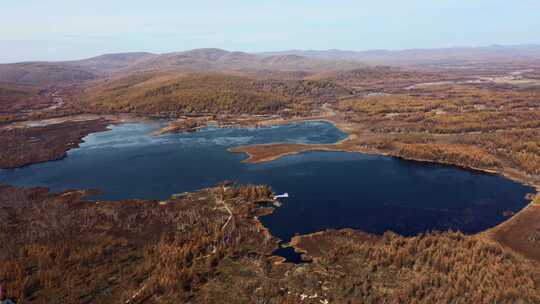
[1,0,539,63]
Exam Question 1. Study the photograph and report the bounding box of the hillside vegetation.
[338,85,540,176]
[0,184,277,303]
[124,48,364,74]
[81,73,287,114]
[0,84,49,113]
[0,52,156,86]
[310,66,451,92]
[289,229,540,303]
[79,72,351,116]
[0,48,368,90]
[0,63,96,86]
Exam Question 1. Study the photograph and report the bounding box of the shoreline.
[7,112,539,200]
[3,112,540,263]
[230,117,539,189]
[227,114,540,262]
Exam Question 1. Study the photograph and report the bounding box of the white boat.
[273,193,289,199]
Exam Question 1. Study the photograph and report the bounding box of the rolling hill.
[80,73,288,114]
[0,52,156,86]
[78,72,352,115]
[122,48,364,74]
[3,45,539,88]
[0,48,364,86]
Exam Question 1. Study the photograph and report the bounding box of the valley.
[1,46,540,303]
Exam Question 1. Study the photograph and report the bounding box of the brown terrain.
[2,184,540,303]
[0,118,108,169]
[1,46,540,303]
[231,84,540,183]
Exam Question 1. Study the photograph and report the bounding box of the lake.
[0,121,533,243]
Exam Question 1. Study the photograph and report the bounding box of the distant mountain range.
[1,45,539,86]
[259,45,540,65]
[0,48,364,86]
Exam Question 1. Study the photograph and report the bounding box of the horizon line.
[2,43,540,64]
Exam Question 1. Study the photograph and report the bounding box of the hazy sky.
[1,0,539,62]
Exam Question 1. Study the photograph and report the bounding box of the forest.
[0,119,107,169]
[2,184,540,303]
[0,184,277,303]
[80,73,287,115]
[337,84,540,177]
[77,73,353,117]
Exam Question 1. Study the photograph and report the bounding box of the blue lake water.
[0,121,533,243]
